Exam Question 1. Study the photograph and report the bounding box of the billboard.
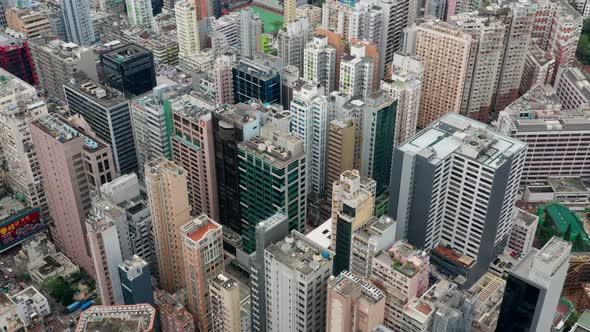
[0,208,43,251]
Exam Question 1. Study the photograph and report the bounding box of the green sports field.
[240,5,284,33]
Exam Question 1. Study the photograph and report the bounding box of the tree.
[41,276,76,305]
[574,233,586,251]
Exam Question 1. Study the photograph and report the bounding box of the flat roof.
[548,177,588,193]
[187,222,219,242]
[305,218,331,250]
[0,196,27,221]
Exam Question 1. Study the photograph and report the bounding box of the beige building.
[326,119,356,193]
[327,271,385,332]
[181,214,224,332]
[145,158,190,293]
[284,0,296,24]
[210,273,241,332]
[6,7,51,38]
[415,22,472,128]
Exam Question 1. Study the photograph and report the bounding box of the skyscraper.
[60,0,96,46]
[290,82,329,195]
[181,214,224,332]
[413,21,472,128]
[0,69,48,221]
[327,271,385,332]
[30,114,116,274]
[101,44,157,97]
[118,255,155,306]
[326,119,355,192]
[277,18,313,74]
[304,36,337,93]
[240,8,262,58]
[331,170,375,276]
[238,122,306,253]
[232,58,281,104]
[250,212,290,332]
[145,158,190,293]
[210,273,241,332]
[496,237,571,331]
[126,0,154,31]
[283,0,296,24]
[339,44,374,100]
[390,113,527,287]
[64,74,138,175]
[176,1,200,70]
[170,93,219,220]
[265,231,334,331]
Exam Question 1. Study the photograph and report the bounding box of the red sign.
[199,119,206,127]
[0,210,42,248]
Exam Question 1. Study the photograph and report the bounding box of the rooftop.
[0,68,36,98]
[33,114,104,151]
[182,214,221,243]
[102,44,152,63]
[76,304,156,332]
[401,113,525,169]
[233,58,279,80]
[0,196,27,222]
[212,274,238,291]
[239,131,304,168]
[513,208,539,227]
[305,218,332,250]
[65,73,127,108]
[266,232,332,275]
[548,177,588,193]
[154,290,193,324]
[145,158,184,177]
[329,271,384,303]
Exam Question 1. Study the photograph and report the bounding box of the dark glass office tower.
[101,44,157,97]
[151,0,163,15]
[118,256,155,306]
[232,58,280,104]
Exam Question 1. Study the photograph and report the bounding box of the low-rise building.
[75,304,156,332]
[469,273,506,332]
[10,286,49,326]
[154,289,195,332]
[508,208,538,256]
[0,293,23,332]
[29,252,80,285]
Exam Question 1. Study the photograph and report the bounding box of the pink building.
[371,241,430,330]
[181,214,224,332]
[30,115,115,275]
[170,94,219,221]
[327,271,385,332]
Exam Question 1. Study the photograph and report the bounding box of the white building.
[126,0,154,31]
[497,84,590,184]
[240,8,263,58]
[380,53,422,146]
[10,287,50,326]
[304,36,337,93]
[390,113,527,287]
[290,82,328,195]
[277,18,313,74]
[340,44,374,100]
[554,66,590,110]
[350,215,397,278]
[209,12,241,51]
[265,231,333,332]
[175,0,200,70]
[0,68,49,220]
[508,208,538,256]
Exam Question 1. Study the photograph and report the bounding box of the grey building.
[389,113,526,288]
[250,212,289,332]
[60,0,96,46]
[64,74,138,175]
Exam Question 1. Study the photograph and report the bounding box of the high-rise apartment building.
[238,122,306,253]
[60,0,96,46]
[28,38,95,100]
[326,119,355,192]
[240,8,262,58]
[100,173,154,266]
[30,114,116,274]
[232,58,280,104]
[250,212,290,332]
[496,237,571,331]
[390,113,526,287]
[414,22,472,128]
[554,67,590,110]
[181,214,224,332]
[321,0,355,40]
[118,255,154,306]
[277,18,312,74]
[145,158,190,293]
[213,52,236,105]
[340,45,374,100]
[284,0,296,24]
[0,69,48,221]
[155,289,196,332]
[327,271,385,332]
[5,7,51,39]
[371,241,430,330]
[331,170,375,276]
[170,93,219,220]
[101,44,157,97]
[497,84,590,184]
[304,36,337,93]
[126,0,154,31]
[265,231,334,331]
[130,85,176,178]
[507,208,538,256]
[64,74,138,175]
[0,31,36,85]
[176,1,200,70]
[519,44,554,96]
[210,273,241,332]
[290,82,328,195]
[380,53,422,146]
[209,12,240,50]
[360,93,396,199]
[86,199,125,305]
